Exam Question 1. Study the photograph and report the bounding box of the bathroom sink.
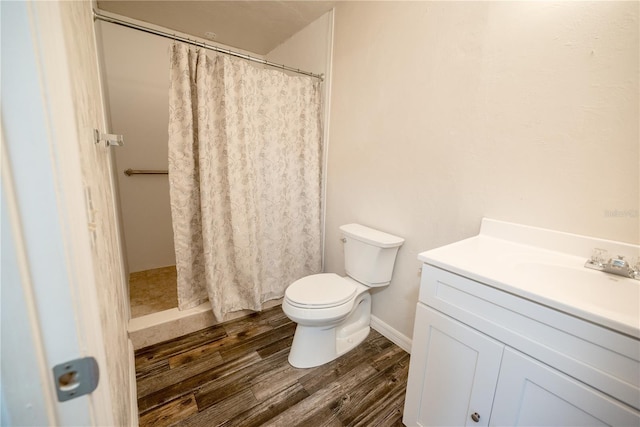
[515,261,639,323]
[517,261,628,287]
[419,219,640,337]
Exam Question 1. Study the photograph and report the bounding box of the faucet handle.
[590,248,608,266]
[634,259,640,280]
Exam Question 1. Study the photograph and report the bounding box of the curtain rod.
[93,9,324,81]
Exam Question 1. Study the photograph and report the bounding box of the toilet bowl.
[283,224,404,368]
[283,274,372,368]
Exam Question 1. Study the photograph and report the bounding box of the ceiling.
[96,1,336,55]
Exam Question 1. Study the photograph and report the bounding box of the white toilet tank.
[339,224,404,287]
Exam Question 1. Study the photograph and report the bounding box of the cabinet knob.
[471,412,481,422]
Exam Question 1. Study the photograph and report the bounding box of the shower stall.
[96,8,334,348]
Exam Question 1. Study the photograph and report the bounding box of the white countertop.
[418,219,640,338]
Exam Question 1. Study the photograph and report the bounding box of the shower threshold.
[128,299,283,350]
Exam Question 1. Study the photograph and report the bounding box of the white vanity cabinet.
[403,264,640,427]
[405,304,503,426]
[491,348,637,426]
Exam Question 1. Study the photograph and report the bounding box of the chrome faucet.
[585,248,640,280]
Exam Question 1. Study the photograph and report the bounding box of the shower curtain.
[167,43,323,320]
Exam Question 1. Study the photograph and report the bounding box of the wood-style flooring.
[135,305,409,426]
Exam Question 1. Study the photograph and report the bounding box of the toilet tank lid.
[340,223,404,248]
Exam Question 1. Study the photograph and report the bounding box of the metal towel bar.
[124,168,168,176]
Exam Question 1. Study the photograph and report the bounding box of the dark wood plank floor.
[135,305,409,427]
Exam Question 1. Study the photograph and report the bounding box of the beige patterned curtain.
[168,44,322,319]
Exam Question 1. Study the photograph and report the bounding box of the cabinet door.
[404,305,504,427]
[490,348,640,426]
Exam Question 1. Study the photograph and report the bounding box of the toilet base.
[287,293,371,369]
[336,326,370,357]
[287,325,371,369]
[288,324,336,368]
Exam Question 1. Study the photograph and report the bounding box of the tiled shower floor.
[129,266,178,318]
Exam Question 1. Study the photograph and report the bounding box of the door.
[404,305,504,427]
[1,1,132,425]
[490,348,640,426]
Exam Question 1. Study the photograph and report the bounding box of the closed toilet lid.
[286,273,357,308]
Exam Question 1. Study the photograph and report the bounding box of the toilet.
[283,223,404,368]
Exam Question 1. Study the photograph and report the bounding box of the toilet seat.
[285,273,357,309]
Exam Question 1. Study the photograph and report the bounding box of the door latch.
[52,357,99,402]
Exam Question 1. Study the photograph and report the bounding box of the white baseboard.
[370,315,412,353]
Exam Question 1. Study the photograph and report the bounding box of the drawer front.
[420,265,640,410]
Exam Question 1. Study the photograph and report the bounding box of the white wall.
[325,2,639,340]
[266,10,333,77]
[99,20,266,273]
[99,22,176,273]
